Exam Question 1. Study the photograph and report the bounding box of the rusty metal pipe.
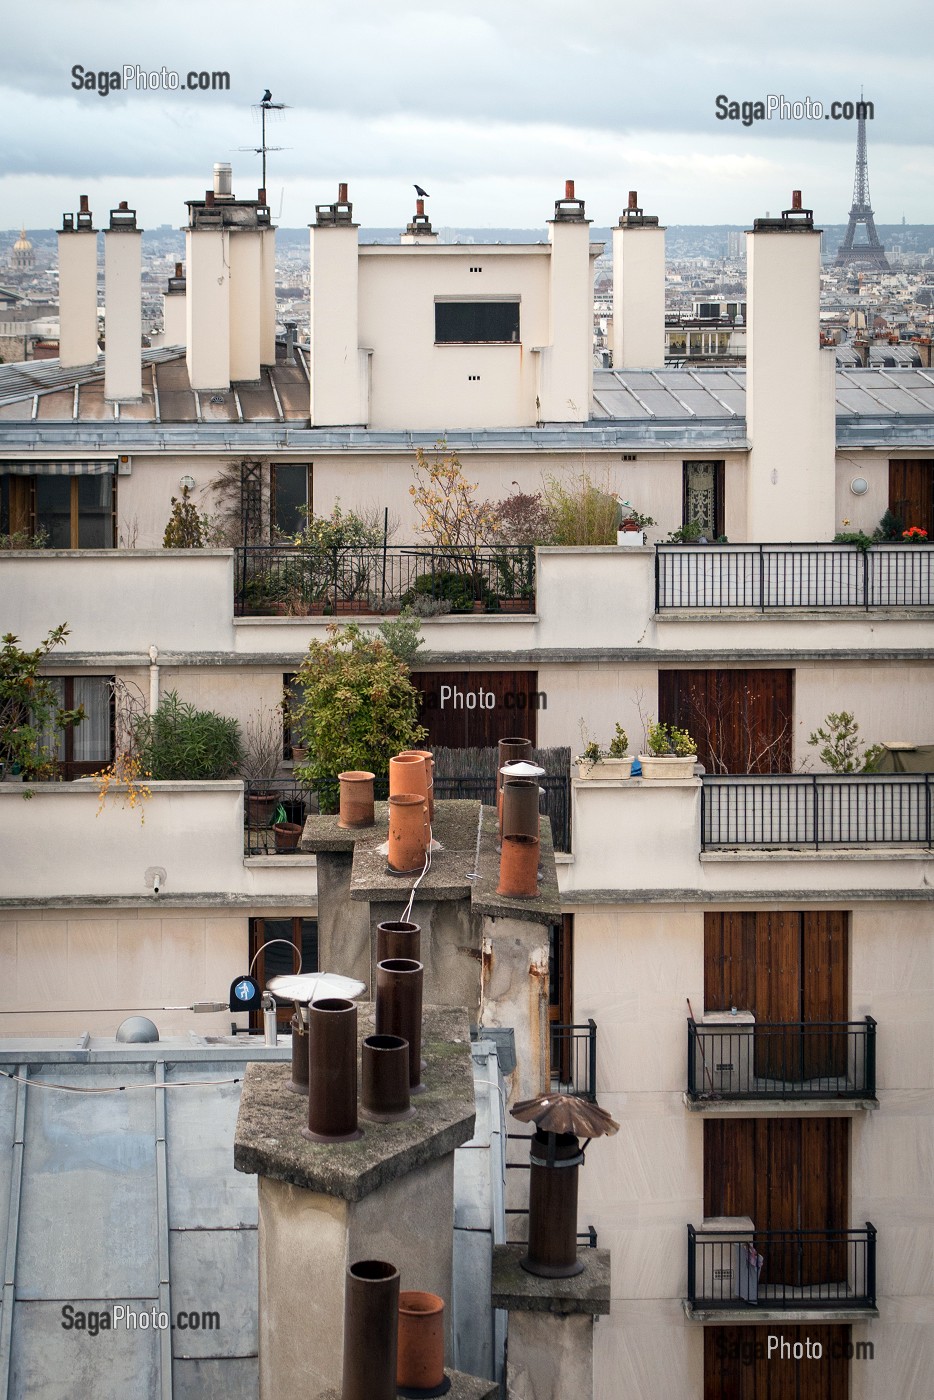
[502,778,540,840]
[303,997,362,1143]
[342,1258,400,1400]
[360,1034,414,1122]
[376,919,421,964]
[375,959,424,1092]
[287,1009,308,1094]
[521,1130,585,1278]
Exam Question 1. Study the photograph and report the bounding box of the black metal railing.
[433,772,571,854]
[234,544,536,617]
[701,773,934,850]
[656,542,934,611]
[687,1017,876,1101]
[243,777,324,855]
[687,1224,877,1311]
[550,1020,597,1101]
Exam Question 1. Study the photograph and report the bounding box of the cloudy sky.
[2,0,932,231]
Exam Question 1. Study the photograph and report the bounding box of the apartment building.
[1,170,933,1399]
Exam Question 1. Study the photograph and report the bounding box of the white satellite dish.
[266,972,366,1004]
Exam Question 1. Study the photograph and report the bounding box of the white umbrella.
[266,972,367,1004]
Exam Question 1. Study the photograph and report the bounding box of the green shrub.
[401,570,487,613]
[132,690,243,780]
[807,711,882,774]
[543,471,620,546]
[645,719,697,757]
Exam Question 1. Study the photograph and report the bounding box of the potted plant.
[574,723,633,779]
[242,703,285,824]
[272,802,303,851]
[616,504,656,548]
[639,719,698,780]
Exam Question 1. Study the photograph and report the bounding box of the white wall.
[358,246,552,429]
[612,225,666,369]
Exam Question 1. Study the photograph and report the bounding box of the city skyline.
[1,0,933,229]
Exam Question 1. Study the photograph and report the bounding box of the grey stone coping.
[321,1370,498,1400]
[682,1301,880,1325]
[470,807,562,927]
[234,1004,476,1203]
[491,1244,611,1315]
[683,1094,879,1116]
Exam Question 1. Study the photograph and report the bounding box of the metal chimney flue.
[565,179,575,200]
[338,182,348,203]
[360,1034,414,1122]
[303,997,362,1142]
[792,189,802,210]
[375,959,425,1093]
[213,161,233,198]
[416,198,425,217]
[79,195,89,214]
[628,190,639,211]
[341,1260,400,1400]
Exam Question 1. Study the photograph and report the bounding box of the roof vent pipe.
[79,195,89,214]
[338,182,349,203]
[792,189,802,211]
[213,161,233,198]
[629,190,639,210]
[565,179,575,200]
[341,1260,401,1400]
[205,190,215,208]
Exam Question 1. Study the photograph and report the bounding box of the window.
[271,463,312,538]
[249,916,319,1028]
[683,460,724,538]
[434,300,520,344]
[40,676,114,779]
[0,472,115,548]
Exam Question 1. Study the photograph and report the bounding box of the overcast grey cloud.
[1,0,932,228]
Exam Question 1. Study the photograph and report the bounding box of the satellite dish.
[267,972,366,1004]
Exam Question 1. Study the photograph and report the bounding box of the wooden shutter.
[704,1326,850,1400]
[412,670,539,748]
[889,459,934,535]
[659,670,792,774]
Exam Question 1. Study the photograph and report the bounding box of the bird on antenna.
[414,184,429,199]
[261,88,272,104]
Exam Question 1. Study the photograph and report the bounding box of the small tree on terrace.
[290,623,427,780]
[409,445,500,552]
[0,625,85,780]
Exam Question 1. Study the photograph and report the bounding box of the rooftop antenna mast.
[238,90,290,192]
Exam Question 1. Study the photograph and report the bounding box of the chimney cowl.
[213,161,233,198]
[551,180,588,223]
[751,190,817,233]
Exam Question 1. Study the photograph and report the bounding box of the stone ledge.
[234,1004,475,1202]
[322,1370,499,1400]
[683,1301,880,1324]
[683,1094,879,1116]
[701,847,934,862]
[469,807,562,928]
[491,1243,611,1315]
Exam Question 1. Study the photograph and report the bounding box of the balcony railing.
[687,1017,876,1102]
[434,772,571,854]
[244,778,316,855]
[687,1224,877,1312]
[550,1020,597,1100]
[701,773,934,850]
[234,545,536,617]
[656,542,934,611]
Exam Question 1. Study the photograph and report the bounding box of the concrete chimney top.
[617,189,661,228]
[108,203,140,232]
[751,191,818,233]
[550,180,589,223]
[62,195,96,233]
[314,182,355,227]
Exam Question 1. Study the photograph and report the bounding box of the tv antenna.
[238,92,291,192]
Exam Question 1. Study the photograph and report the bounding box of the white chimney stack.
[185,165,272,391]
[162,263,186,347]
[57,197,99,368]
[104,202,142,401]
[612,192,666,368]
[309,183,367,425]
[538,181,593,423]
[745,191,836,542]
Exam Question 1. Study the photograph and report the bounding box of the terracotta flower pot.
[246,790,278,826]
[497,834,540,899]
[338,770,376,829]
[273,821,303,851]
[397,1290,446,1392]
[388,793,428,874]
[376,919,421,964]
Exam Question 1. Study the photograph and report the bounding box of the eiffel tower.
[835,107,889,268]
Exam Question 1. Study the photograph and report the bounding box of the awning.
[0,460,117,476]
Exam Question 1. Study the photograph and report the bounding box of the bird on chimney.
[261,88,272,104]
[414,184,429,199]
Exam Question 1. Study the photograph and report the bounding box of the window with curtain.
[40,677,113,778]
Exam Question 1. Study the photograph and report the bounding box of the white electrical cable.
[248,938,303,980]
[0,1069,244,1094]
[401,815,433,925]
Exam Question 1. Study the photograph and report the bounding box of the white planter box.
[638,754,696,780]
[575,756,634,780]
[616,530,645,547]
